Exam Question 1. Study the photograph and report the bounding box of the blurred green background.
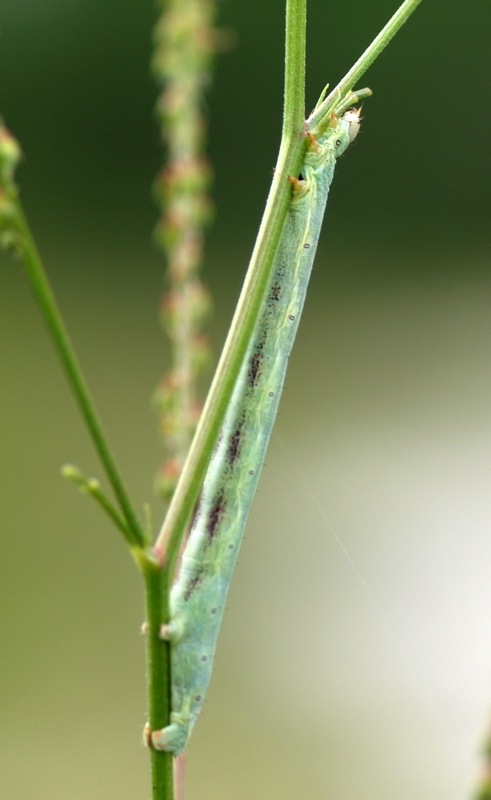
[1,0,491,798]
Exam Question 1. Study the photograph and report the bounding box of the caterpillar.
[150,108,361,755]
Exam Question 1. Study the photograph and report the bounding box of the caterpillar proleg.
[151,108,361,755]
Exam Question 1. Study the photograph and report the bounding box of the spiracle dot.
[303,243,310,249]
[289,315,295,321]
[269,391,275,397]
[201,655,207,662]
[228,543,234,550]
[249,469,254,475]
[211,608,217,614]
[195,695,202,702]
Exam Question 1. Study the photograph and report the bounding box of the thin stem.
[6,186,145,548]
[308,0,423,134]
[142,557,174,800]
[61,464,133,544]
[334,87,373,116]
[155,0,424,568]
[155,0,308,567]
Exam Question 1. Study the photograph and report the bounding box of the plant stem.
[155,0,308,567]
[155,0,424,569]
[333,87,373,117]
[308,0,423,133]
[6,188,145,548]
[142,556,174,800]
[61,464,133,541]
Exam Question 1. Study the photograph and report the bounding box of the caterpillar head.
[331,106,362,157]
[343,107,362,143]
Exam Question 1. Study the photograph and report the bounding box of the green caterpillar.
[150,108,361,755]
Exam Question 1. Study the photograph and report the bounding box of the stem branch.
[7,189,145,548]
[155,0,308,567]
[308,0,423,133]
[155,0,424,569]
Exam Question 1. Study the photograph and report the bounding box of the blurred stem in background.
[151,0,218,506]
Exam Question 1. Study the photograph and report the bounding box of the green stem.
[333,87,373,117]
[142,556,173,800]
[61,464,134,543]
[7,191,145,548]
[308,0,423,133]
[155,0,308,567]
[155,0,424,567]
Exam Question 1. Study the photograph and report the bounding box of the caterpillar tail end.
[150,717,189,755]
